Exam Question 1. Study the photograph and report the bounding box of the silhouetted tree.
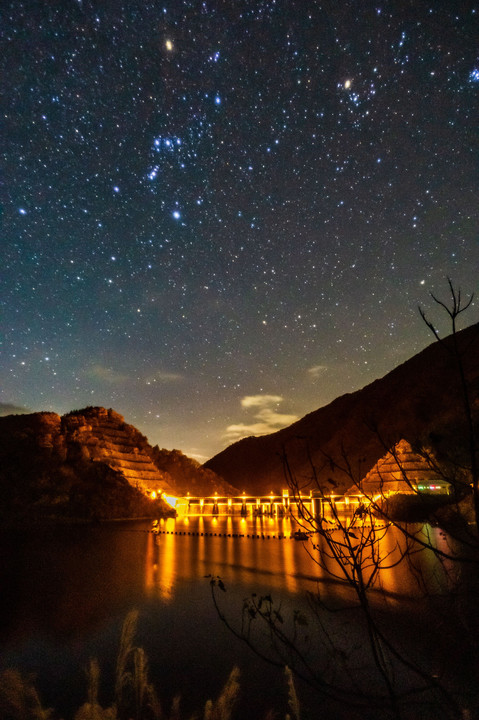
[211,281,479,719]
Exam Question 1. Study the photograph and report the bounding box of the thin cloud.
[0,402,31,417]
[187,451,210,463]
[308,364,327,380]
[87,365,183,386]
[146,370,183,384]
[241,394,283,409]
[225,395,298,443]
[87,364,129,384]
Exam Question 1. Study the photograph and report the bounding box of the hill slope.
[149,446,237,496]
[204,323,479,495]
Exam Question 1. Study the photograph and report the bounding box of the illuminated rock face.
[61,407,236,497]
[0,406,233,522]
[359,439,450,496]
[0,408,156,521]
[61,407,176,497]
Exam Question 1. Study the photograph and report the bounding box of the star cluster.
[2,1,478,459]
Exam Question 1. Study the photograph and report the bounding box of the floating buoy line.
[146,525,389,540]
[149,529,290,539]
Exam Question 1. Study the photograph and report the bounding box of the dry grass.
[0,611,300,720]
[203,666,240,720]
[0,668,53,720]
[284,666,300,720]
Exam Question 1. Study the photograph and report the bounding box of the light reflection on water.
[0,517,450,653]
[0,517,454,718]
[143,515,448,604]
[146,516,317,601]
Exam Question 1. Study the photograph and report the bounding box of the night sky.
[2,1,478,461]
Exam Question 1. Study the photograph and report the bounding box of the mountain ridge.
[204,322,479,494]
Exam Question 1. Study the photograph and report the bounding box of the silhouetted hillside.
[204,323,479,495]
[149,447,237,496]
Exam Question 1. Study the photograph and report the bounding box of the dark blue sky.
[2,0,478,460]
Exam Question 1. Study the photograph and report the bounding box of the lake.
[0,515,472,719]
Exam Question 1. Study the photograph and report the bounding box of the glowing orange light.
[164,495,178,509]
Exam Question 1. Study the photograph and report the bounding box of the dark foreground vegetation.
[0,610,301,720]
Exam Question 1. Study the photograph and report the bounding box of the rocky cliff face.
[62,407,177,496]
[0,406,226,522]
[205,322,479,495]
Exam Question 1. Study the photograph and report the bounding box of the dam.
[173,491,366,517]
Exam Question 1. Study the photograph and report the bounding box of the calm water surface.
[0,516,454,718]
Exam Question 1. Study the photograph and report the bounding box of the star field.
[2,1,478,460]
